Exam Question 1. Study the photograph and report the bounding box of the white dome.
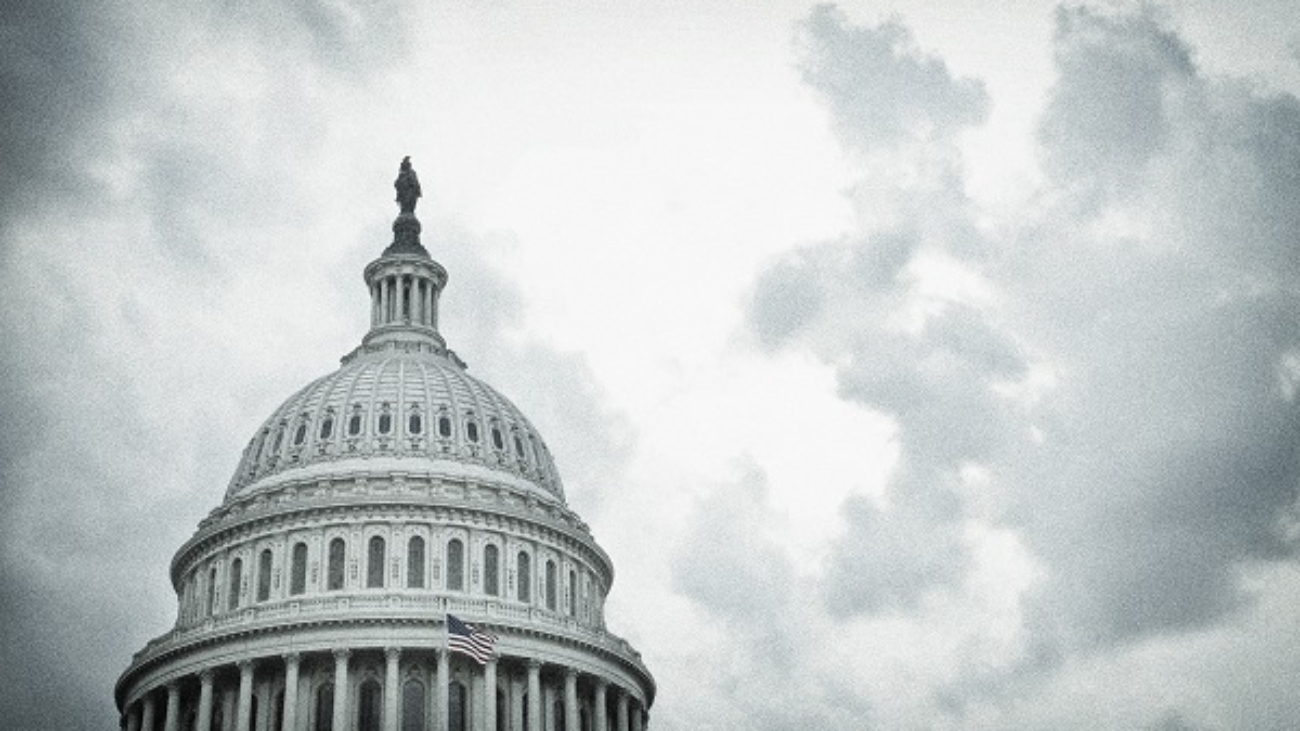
[226,349,565,503]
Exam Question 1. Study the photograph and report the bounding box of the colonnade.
[121,646,648,731]
[371,273,438,330]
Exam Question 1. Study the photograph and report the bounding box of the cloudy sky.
[3,1,1300,729]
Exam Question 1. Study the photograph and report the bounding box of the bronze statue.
[395,156,421,214]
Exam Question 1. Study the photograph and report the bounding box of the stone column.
[615,693,628,731]
[197,670,215,731]
[483,658,497,731]
[435,648,450,731]
[526,660,541,731]
[381,277,390,325]
[164,681,181,731]
[593,680,607,731]
[236,660,255,731]
[631,704,643,731]
[509,675,524,731]
[141,694,156,731]
[333,649,351,731]
[125,704,141,731]
[385,647,401,731]
[282,654,301,731]
[563,670,578,731]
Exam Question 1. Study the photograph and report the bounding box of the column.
[483,658,497,731]
[164,682,181,731]
[631,705,643,731]
[563,670,578,731]
[197,670,215,731]
[283,654,301,731]
[333,650,351,731]
[385,647,401,731]
[615,693,628,731]
[436,648,450,731]
[141,694,156,731]
[526,661,541,731]
[236,660,255,731]
[593,680,607,731]
[125,704,141,731]
[509,676,523,731]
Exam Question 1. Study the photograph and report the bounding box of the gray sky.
[2,1,1299,729]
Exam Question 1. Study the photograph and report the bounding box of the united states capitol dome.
[226,344,566,504]
[116,158,653,731]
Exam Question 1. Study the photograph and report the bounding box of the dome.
[116,159,653,731]
[226,349,565,504]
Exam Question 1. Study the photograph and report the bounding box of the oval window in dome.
[466,421,479,443]
[514,435,525,458]
[320,417,334,440]
[491,427,504,450]
[349,413,363,436]
[293,423,307,446]
[378,413,392,434]
[438,416,452,438]
[409,413,422,435]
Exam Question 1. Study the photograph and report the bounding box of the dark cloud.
[798,3,988,153]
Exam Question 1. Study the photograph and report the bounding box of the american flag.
[446,613,497,664]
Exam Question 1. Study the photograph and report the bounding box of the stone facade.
[115,162,654,731]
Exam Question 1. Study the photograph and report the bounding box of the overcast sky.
[2,1,1300,729]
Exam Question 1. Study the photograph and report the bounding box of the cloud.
[750,3,1300,705]
[798,4,988,153]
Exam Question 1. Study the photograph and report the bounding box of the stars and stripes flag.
[446,613,497,664]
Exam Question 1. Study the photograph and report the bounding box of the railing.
[135,592,645,672]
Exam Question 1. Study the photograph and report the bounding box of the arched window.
[290,542,307,596]
[409,413,422,435]
[484,544,500,596]
[407,536,426,588]
[358,679,382,731]
[207,566,218,616]
[448,681,467,731]
[402,680,426,731]
[568,569,577,617]
[517,552,531,603]
[257,548,273,602]
[293,422,307,446]
[438,416,452,438]
[320,416,334,440]
[378,412,392,435]
[466,420,479,443]
[348,412,363,436]
[545,560,557,611]
[367,536,386,588]
[447,539,464,591]
[491,426,504,450]
[315,683,334,731]
[328,538,346,591]
[228,558,243,611]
